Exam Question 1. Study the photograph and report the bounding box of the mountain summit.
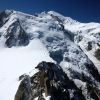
[0,10,100,100]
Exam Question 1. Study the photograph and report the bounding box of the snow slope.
[0,39,53,100]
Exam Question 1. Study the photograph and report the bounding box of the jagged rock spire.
[15,61,87,100]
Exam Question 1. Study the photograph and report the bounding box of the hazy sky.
[0,0,100,23]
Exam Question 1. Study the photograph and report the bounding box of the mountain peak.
[0,9,14,15]
[48,11,79,24]
[48,11,62,16]
[0,10,100,100]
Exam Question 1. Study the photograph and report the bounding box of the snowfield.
[0,39,53,100]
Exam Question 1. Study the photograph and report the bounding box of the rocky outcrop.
[0,10,13,27]
[15,61,100,100]
[5,20,29,47]
[95,49,100,61]
[15,75,32,100]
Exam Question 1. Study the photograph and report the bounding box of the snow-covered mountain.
[0,10,100,100]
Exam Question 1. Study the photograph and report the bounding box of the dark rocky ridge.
[5,19,30,47]
[15,61,100,100]
[0,10,13,27]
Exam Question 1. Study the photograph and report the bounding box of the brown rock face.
[15,75,32,100]
[15,61,100,100]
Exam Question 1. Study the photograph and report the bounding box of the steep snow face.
[0,10,100,100]
[65,22,100,71]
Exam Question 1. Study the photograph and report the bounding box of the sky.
[0,0,100,23]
